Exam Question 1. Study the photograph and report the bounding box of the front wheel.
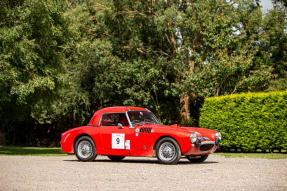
[156,137,181,165]
[186,155,208,163]
[74,136,97,162]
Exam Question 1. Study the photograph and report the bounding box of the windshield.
[127,111,160,125]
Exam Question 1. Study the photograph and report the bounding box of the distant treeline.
[0,0,286,146]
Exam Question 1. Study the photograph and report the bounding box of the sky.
[261,0,273,12]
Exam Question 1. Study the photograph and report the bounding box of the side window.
[101,113,129,126]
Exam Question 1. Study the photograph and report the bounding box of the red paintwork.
[61,106,218,157]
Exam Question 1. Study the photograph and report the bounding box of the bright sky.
[261,0,273,12]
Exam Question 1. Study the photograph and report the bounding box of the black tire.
[74,136,97,162]
[107,155,125,161]
[156,137,181,165]
[186,155,208,163]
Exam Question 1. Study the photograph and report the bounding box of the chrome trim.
[125,112,134,128]
[200,141,215,145]
[216,131,222,140]
[215,131,221,145]
[198,137,210,141]
[190,132,197,144]
[99,115,103,126]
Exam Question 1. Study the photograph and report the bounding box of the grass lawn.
[0,146,286,159]
[0,146,68,156]
[215,152,287,159]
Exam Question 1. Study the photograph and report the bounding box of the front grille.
[200,143,214,151]
[140,127,152,133]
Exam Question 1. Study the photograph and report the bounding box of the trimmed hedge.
[200,90,287,152]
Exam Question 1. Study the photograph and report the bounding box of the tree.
[160,0,272,123]
[262,6,287,91]
[0,0,70,145]
[62,0,275,125]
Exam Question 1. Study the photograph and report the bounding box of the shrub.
[200,90,287,152]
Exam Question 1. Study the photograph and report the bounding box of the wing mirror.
[118,123,124,129]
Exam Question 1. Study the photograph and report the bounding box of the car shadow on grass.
[63,158,218,165]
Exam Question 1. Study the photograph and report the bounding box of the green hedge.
[200,90,287,152]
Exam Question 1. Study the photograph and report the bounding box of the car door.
[99,113,133,156]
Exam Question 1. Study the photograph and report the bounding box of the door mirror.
[118,123,124,129]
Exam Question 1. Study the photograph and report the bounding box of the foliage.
[262,6,287,91]
[200,91,287,152]
[176,0,271,97]
[58,0,182,125]
[0,0,71,145]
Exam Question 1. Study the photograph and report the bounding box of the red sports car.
[61,106,221,164]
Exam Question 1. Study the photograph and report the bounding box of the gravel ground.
[0,155,286,191]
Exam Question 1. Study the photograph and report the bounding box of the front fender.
[152,129,192,155]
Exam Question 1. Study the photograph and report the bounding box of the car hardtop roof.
[98,106,149,113]
[88,106,150,125]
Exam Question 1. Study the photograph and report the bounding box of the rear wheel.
[74,136,97,162]
[186,155,208,163]
[156,137,181,165]
[107,155,125,161]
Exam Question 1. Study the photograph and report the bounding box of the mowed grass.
[0,146,286,159]
[215,152,287,159]
[0,146,68,156]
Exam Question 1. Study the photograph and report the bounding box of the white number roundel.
[112,134,125,149]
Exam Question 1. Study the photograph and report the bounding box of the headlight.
[190,132,197,143]
[216,131,221,140]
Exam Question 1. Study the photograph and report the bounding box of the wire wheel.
[156,137,181,165]
[74,136,97,162]
[77,140,93,159]
[158,142,176,162]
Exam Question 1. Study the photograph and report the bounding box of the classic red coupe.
[61,106,221,164]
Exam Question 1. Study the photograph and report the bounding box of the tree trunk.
[180,94,190,122]
[180,60,195,124]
